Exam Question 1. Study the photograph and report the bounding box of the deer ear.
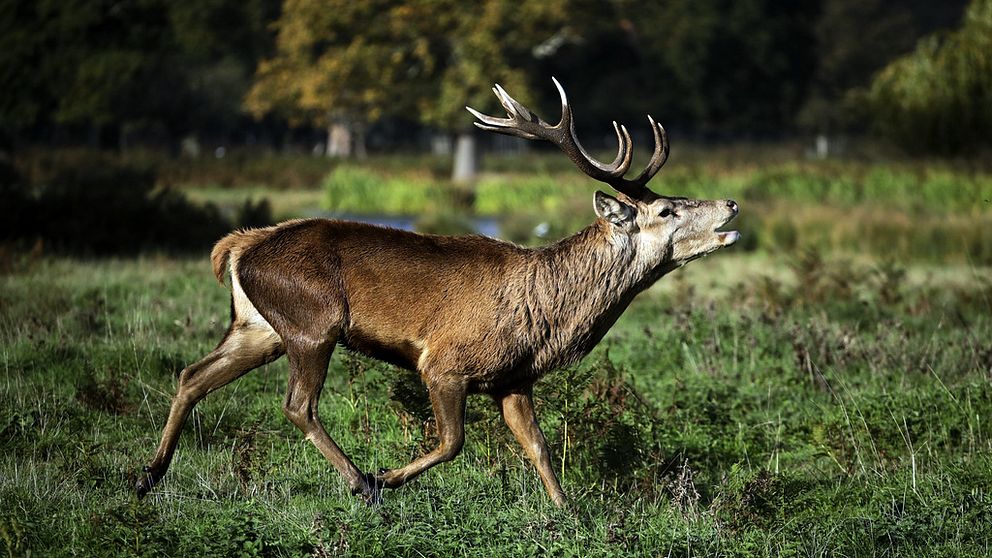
[594,191,634,226]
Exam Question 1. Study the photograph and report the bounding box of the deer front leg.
[498,389,567,507]
[376,378,467,489]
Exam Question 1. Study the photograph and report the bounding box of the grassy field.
[2,249,991,557]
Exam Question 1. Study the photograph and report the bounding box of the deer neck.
[524,220,660,370]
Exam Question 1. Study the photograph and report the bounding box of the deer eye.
[659,208,672,218]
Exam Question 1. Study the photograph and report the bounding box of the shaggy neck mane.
[521,220,647,371]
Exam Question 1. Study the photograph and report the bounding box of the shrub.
[6,153,229,255]
[323,165,449,215]
[157,150,337,190]
[475,174,593,215]
[235,198,274,229]
[0,158,35,245]
[413,210,476,236]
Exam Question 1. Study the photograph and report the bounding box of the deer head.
[468,78,739,272]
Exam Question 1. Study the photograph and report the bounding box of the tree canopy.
[245,0,569,132]
[0,0,279,148]
[0,0,979,154]
[865,0,992,154]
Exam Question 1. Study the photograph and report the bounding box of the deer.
[135,78,740,507]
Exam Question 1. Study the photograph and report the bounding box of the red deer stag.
[135,79,739,506]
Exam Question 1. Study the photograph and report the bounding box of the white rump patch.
[230,260,276,333]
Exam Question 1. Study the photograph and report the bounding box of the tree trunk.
[451,131,479,184]
[814,133,829,159]
[326,122,352,157]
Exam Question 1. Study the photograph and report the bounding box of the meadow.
[2,151,992,556]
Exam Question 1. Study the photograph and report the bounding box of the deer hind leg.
[136,322,283,498]
[498,389,567,507]
[376,377,467,490]
[281,335,372,498]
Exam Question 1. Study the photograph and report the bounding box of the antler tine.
[466,105,542,140]
[467,78,663,199]
[625,115,670,187]
[493,84,539,124]
[551,76,572,130]
[554,76,634,180]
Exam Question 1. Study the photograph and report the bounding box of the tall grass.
[322,165,455,215]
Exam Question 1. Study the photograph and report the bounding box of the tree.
[0,0,279,150]
[796,0,969,152]
[245,0,441,157]
[420,1,568,181]
[865,0,992,154]
[246,0,568,177]
[631,0,819,138]
[797,0,916,140]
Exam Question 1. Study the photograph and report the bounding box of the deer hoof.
[373,468,404,489]
[135,467,157,499]
[351,472,384,505]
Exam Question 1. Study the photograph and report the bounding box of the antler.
[466,77,669,201]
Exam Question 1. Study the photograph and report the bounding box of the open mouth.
[714,213,740,246]
[717,230,740,246]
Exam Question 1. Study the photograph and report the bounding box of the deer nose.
[726,200,739,214]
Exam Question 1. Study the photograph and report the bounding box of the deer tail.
[210,229,270,287]
[210,233,243,287]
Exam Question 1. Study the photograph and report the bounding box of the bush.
[5,153,229,255]
[475,174,594,215]
[323,165,450,215]
[157,150,338,190]
[235,198,274,229]
[414,209,476,236]
[0,157,35,244]
[747,204,992,265]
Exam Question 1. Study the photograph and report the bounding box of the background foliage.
[0,0,982,152]
[864,0,992,154]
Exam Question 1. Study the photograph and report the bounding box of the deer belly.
[339,326,423,371]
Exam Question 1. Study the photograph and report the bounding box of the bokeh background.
[2,1,992,556]
[1,0,991,255]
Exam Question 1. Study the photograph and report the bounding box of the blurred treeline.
[2,0,991,259]
[1,0,987,154]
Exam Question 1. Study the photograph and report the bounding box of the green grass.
[2,251,991,557]
[317,158,992,216]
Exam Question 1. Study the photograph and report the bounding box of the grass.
[317,157,992,216]
[2,250,991,557]
[5,148,992,555]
